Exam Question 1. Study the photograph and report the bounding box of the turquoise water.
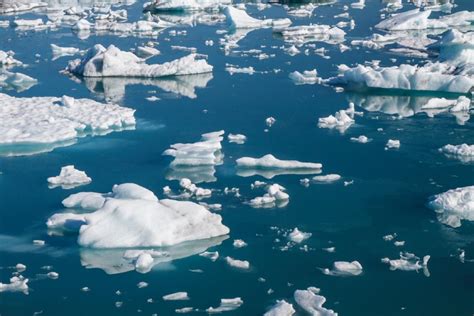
[1,0,473,315]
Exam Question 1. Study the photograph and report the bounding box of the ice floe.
[47,165,91,189]
[385,139,400,149]
[225,256,250,269]
[428,185,474,228]
[322,261,363,276]
[294,289,337,316]
[312,174,341,183]
[206,297,243,313]
[224,6,291,29]
[236,154,322,170]
[163,292,189,301]
[51,44,81,60]
[47,183,229,248]
[0,94,135,156]
[289,70,321,85]
[381,252,430,276]
[0,70,38,92]
[228,133,246,144]
[249,183,289,208]
[287,228,311,243]
[0,276,29,294]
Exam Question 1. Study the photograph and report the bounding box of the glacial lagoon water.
[0,0,473,315]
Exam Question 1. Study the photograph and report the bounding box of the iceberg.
[47,165,92,189]
[439,144,474,163]
[428,185,474,228]
[66,44,212,78]
[145,0,231,11]
[224,6,291,29]
[0,94,135,156]
[47,183,229,248]
[0,276,29,294]
[0,70,37,92]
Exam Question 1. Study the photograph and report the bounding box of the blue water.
[1,0,473,315]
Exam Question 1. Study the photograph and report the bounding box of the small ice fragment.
[137,281,148,289]
[385,139,400,149]
[163,292,189,301]
[225,256,250,269]
[288,228,312,243]
[233,239,247,248]
[312,174,341,183]
[206,297,243,313]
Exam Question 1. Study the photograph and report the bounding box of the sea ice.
[225,256,250,269]
[237,154,322,170]
[288,228,311,243]
[0,276,29,294]
[439,144,474,163]
[224,6,291,29]
[312,174,341,183]
[264,300,295,316]
[163,292,189,301]
[206,298,243,313]
[322,261,363,276]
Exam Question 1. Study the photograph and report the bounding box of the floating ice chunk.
[264,300,295,316]
[237,154,322,170]
[163,292,189,301]
[428,186,474,228]
[318,108,355,132]
[350,135,370,143]
[0,94,135,156]
[206,297,243,313]
[13,18,44,28]
[200,251,219,261]
[294,289,337,316]
[0,276,29,294]
[323,247,336,253]
[266,117,276,127]
[47,165,92,189]
[274,25,345,46]
[136,46,161,58]
[0,50,22,67]
[383,233,397,241]
[350,0,365,9]
[381,252,430,275]
[312,174,341,183]
[47,183,229,248]
[16,263,26,272]
[375,9,431,30]
[225,64,255,75]
[224,6,291,29]
[0,70,38,92]
[439,144,474,163]
[394,241,405,247]
[47,272,59,279]
[249,183,289,208]
[233,239,247,248]
[385,139,400,149]
[285,45,300,56]
[178,178,212,198]
[228,133,247,144]
[330,62,474,93]
[33,240,45,246]
[322,261,363,276]
[66,45,212,78]
[176,307,195,313]
[51,44,80,60]
[137,281,148,288]
[288,228,311,243]
[225,256,250,269]
[134,253,154,273]
[289,70,321,85]
[145,0,231,11]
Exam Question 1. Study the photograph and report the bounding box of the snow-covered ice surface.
[1,0,473,315]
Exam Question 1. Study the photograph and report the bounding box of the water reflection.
[80,235,228,274]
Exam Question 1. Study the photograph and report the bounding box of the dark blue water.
[0,0,473,315]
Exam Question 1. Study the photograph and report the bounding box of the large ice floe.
[428,185,474,228]
[66,44,212,78]
[236,154,322,179]
[224,6,291,29]
[0,94,135,156]
[163,131,224,183]
[144,0,231,12]
[294,289,337,316]
[327,29,474,93]
[46,183,229,248]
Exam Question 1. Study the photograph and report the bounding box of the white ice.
[288,228,312,243]
[294,289,338,316]
[47,165,92,189]
[428,185,474,228]
[206,297,243,313]
[264,300,295,316]
[439,144,474,163]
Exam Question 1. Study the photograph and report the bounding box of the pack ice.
[0,94,135,156]
[46,183,229,248]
